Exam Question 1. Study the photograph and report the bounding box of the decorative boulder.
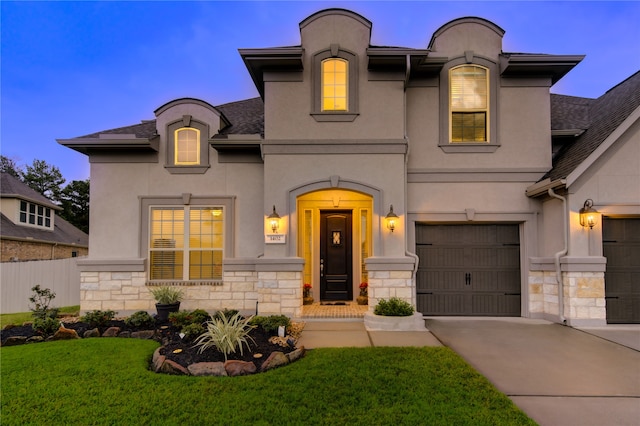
[260,351,289,372]
[51,326,80,340]
[224,360,257,376]
[188,362,228,377]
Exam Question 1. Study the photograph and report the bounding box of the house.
[0,172,89,261]
[58,9,639,325]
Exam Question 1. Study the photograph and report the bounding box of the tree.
[59,179,90,233]
[0,155,22,179]
[21,159,65,202]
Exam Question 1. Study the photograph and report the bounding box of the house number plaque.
[265,234,286,244]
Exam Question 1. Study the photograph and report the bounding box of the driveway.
[425,318,640,426]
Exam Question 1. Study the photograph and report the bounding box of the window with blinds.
[149,207,223,281]
[175,128,200,165]
[450,65,488,142]
[322,58,348,111]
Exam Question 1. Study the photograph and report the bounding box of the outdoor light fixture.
[268,205,281,233]
[211,208,222,217]
[385,205,398,232]
[579,199,598,229]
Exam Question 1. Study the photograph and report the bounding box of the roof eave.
[239,47,305,98]
[500,54,585,85]
[57,136,159,155]
[366,48,447,77]
[525,178,567,198]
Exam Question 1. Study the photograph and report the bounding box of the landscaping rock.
[119,331,131,338]
[84,328,100,338]
[2,336,27,346]
[189,362,228,377]
[286,346,306,363]
[260,351,289,372]
[102,327,121,337]
[26,336,45,344]
[51,327,79,340]
[131,330,156,340]
[159,359,190,375]
[224,360,257,376]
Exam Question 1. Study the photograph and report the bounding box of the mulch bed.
[1,319,299,371]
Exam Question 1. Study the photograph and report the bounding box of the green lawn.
[0,338,535,425]
[0,305,80,328]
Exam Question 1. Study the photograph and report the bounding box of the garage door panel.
[421,247,465,267]
[472,294,519,316]
[417,270,466,291]
[497,247,520,267]
[418,293,467,316]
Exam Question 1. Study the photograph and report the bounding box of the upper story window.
[450,65,488,143]
[322,58,348,111]
[175,128,200,165]
[312,46,358,122]
[19,201,53,229]
[165,116,210,174]
[439,57,499,153]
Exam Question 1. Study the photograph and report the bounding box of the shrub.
[194,312,256,361]
[213,308,239,321]
[32,316,60,336]
[249,315,291,334]
[373,297,414,317]
[29,285,59,321]
[81,310,117,328]
[169,309,211,330]
[181,323,205,340]
[150,286,184,304]
[125,311,155,329]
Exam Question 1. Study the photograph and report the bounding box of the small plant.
[125,311,155,329]
[213,308,239,321]
[303,283,312,298]
[150,286,184,304]
[32,316,60,336]
[373,297,414,317]
[28,285,59,321]
[81,310,117,328]
[359,282,368,297]
[181,323,205,340]
[169,309,211,330]
[194,312,256,361]
[249,315,291,334]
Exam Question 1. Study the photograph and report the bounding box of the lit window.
[450,65,488,142]
[19,201,53,229]
[149,206,223,281]
[322,58,348,111]
[174,128,200,165]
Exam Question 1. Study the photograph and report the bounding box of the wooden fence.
[1,257,81,314]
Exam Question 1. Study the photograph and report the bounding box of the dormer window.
[450,65,488,143]
[19,200,53,229]
[322,58,348,111]
[175,128,200,165]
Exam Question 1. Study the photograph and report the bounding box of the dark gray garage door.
[603,218,640,324]
[416,224,521,316]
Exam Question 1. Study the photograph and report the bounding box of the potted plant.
[302,283,314,305]
[364,297,426,331]
[150,286,184,321]
[357,282,368,305]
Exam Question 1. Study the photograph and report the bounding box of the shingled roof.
[545,70,640,181]
[0,173,88,247]
[75,97,264,140]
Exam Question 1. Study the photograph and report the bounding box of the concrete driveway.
[425,318,640,426]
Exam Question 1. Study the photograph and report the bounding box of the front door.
[320,210,353,300]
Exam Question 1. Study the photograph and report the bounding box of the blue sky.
[2,1,639,182]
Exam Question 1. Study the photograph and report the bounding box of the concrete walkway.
[296,318,640,426]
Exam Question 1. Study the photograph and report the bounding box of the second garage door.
[416,224,521,316]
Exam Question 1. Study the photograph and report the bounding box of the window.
[311,47,358,121]
[175,128,200,165]
[322,58,348,111]
[19,201,52,229]
[149,206,224,281]
[450,65,488,143]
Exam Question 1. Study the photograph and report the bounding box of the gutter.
[547,188,567,324]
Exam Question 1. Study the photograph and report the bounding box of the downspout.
[547,188,567,324]
[403,55,420,291]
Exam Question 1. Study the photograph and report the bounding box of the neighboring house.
[59,9,639,325]
[0,172,89,262]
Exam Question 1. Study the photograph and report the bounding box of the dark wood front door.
[320,210,353,300]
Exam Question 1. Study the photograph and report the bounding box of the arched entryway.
[297,189,373,302]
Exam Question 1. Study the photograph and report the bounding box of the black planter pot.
[155,302,181,322]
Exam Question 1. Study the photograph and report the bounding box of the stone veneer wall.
[256,271,303,318]
[365,257,417,311]
[563,271,606,324]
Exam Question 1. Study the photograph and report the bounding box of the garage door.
[416,224,521,316]
[603,218,640,324]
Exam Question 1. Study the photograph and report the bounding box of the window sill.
[439,143,500,153]
[311,112,359,122]
[164,165,210,174]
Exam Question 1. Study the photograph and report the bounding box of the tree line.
[1,155,89,233]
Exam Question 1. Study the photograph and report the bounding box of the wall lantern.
[579,199,598,229]
[268,205,281,233]
[385,205,398,232]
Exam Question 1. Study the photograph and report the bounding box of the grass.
[0,305,80,328]
[0,338,535,425]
